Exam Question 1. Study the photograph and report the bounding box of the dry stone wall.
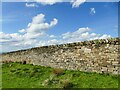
[1,38,120,74]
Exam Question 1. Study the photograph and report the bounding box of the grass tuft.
[2,62,118,88]
[52,68,64,76]
[62,80,73,89]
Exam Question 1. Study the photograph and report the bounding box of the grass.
[2,62,119,88]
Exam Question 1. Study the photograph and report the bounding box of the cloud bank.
[25,0,86,8]
[1,13,111,53]
[34,0,63,5]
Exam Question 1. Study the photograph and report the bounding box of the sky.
[0,0,118,53]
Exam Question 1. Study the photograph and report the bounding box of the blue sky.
[1,1,118,53]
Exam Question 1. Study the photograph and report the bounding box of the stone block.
[101,67,108,71]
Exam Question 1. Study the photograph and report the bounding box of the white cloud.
[25,0,86,8]
[19,29,26,33]
[90,8,96,15]
[35,38,61,47]
[1,13,111,53]
[23,14,58,40]
[0,32,25,44]
[10,33,23,41]
[32,14,45,24]
[34,0,63,5]
[23,13,58,39]
[46,39,59,45]
[1,13,58,53]
[62,27,111,43]
[19,14,58,39]
[1,26,112,53]
[71,0,86,8]
[25,3,38,7]
[99,34,111,39]
[62,27,90,39]
[0,32,11,39]
[49,35,56,38]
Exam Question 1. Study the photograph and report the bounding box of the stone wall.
[1,38,120,74]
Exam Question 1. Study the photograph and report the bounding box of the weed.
[49,74,55,81]
[22,68,29,71]
[52,68,64,76]
[52,79,59,84]
[10,69,16,72]
[14,71,20,75]
[17,68,21,70]
[72,72,80,77]
[62,80,73,89]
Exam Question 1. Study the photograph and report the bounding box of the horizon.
[0,1,118,53]
[1,37,119,54]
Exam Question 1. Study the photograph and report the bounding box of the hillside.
[2,62,118,88]
[1,38,119,75]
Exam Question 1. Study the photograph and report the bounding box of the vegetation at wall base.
[2,62,118,88]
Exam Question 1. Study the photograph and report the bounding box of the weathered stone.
[112,61,118,65]
[84,48,91,53]
[101,67,108,71]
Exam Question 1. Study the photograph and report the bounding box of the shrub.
[62,80,73,89]
[52,68,64,76]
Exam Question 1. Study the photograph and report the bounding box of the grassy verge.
[2,62,118,88]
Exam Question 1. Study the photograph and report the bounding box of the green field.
[2,62,118,88]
